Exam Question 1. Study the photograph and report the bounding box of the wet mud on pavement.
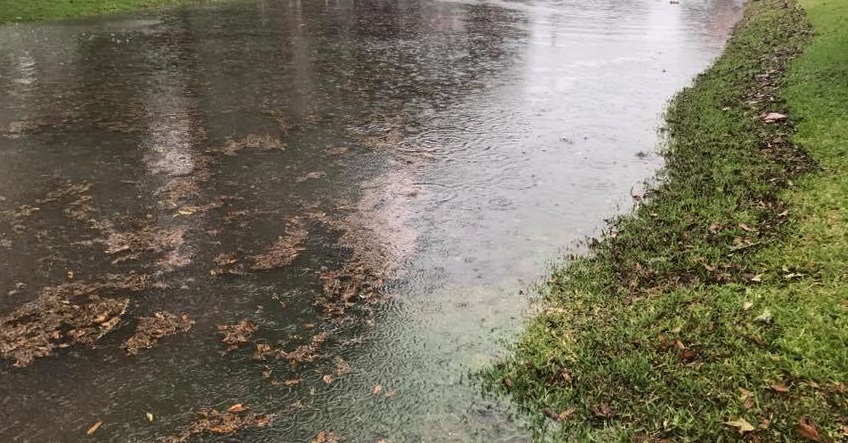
[0,0,744,440]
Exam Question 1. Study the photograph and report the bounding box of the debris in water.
[295,171,326,183]
[0,281,131,367]
[218,134,285,156]
[281,331,332,368]
[86,420,102,436]
[227,404,247,413]
[218,320,259,351]
[163,406,274,443]
[311,431,341,443]
[122,312,194,355]
[251,219,308,270]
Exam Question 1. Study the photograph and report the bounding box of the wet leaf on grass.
[738,223,757,232]
[591,402,614,420]
[725,418,756,434]
[218,320,259,351]
[796,417,823,442]
[754,310,774,323]
[708,222,721,234]
[762,112,788,123]
[164,406,274,443]
[769,383,790,393]
[122,312,193,355]
[86,420,102,436]
[739,388,755,409]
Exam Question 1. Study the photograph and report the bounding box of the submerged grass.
[485,0,848,441]
[0,0,213,23]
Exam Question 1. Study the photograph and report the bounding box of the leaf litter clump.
[251,218,308,270]
[122,312,194,356]
[0,281,129,367]
[218,319,259,351]
[163,405,274,443]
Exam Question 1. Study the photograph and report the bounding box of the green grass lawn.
[0,0,211,23]
[485,0,848,441]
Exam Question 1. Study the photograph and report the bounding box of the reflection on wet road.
[0,0,744,440]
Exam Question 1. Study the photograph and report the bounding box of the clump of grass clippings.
[484,0,848,441]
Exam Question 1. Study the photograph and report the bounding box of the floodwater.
[0,0,744,441]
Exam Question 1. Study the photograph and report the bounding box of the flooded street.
[0,0,744,441]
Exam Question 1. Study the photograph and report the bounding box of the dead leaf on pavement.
[725,418,756,434]
[86,420,102,435]
[796,417,823,442]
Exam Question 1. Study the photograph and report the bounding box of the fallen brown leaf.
[796,417,822,442]
[591,402,613,419]
[739,223,756,232]
[725,418,755,434]
[227,404,247,413]
[558,408,576,421]
[739,388,755,409]
[770,383,789,393]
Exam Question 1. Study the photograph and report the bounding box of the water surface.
[0,0,744,441]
